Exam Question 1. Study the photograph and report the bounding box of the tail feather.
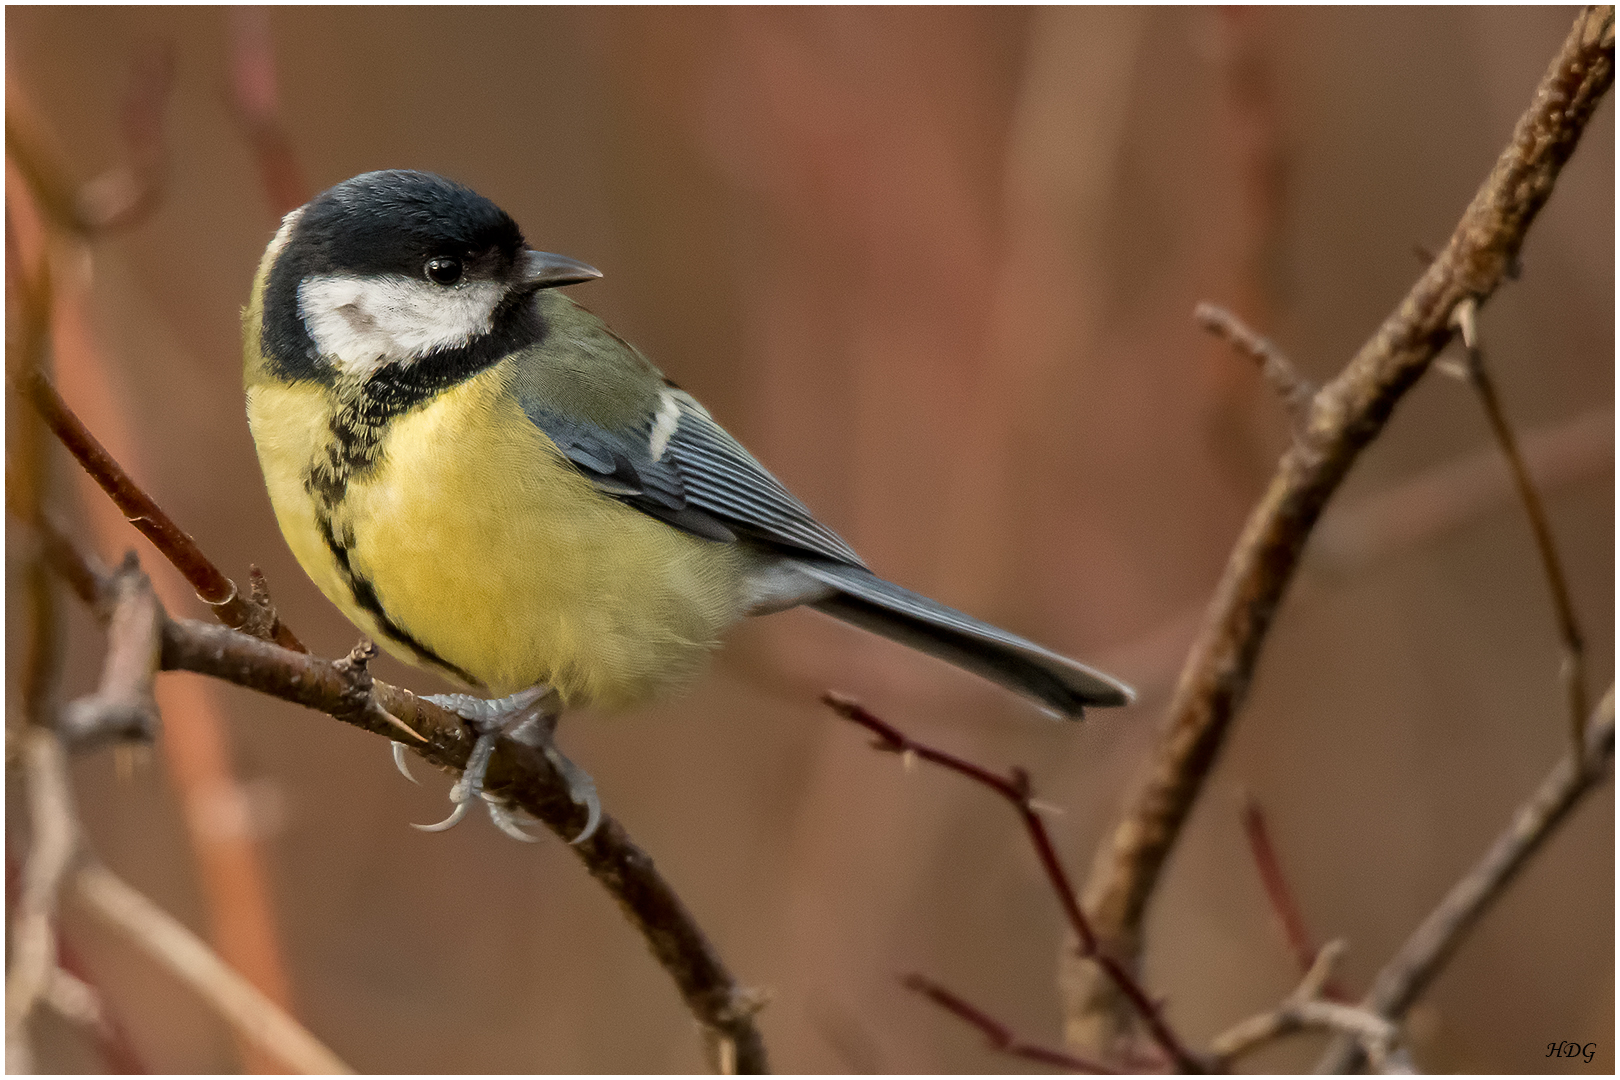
[788,559,1133,718]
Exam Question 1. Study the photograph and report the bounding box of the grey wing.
[522,389,866,567]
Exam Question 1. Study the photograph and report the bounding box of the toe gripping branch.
[395,686,601,845]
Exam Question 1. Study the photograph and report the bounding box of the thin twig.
[1451,297,1588,759]
[902,973,1118,1074]
[1239,793,1350,1003]
[1209,941,1412,1072]
[71,861,352,1074]
[5,729,82,1074]
[1314,686,1614,1074]
[20,368,304,652]
[1073,6,1613,1045]
[39,525,771,1073]
[1195,302,1316,429]
[823,692,1205,1072]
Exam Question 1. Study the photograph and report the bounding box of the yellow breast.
[246,364,749,708]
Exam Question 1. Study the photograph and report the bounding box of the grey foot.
[405,687,601,844]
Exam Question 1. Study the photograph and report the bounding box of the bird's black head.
[259,170,599,388]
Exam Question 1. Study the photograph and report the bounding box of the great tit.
[243,170,1132,841]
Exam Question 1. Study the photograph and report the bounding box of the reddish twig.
[823,692,1204,1072]
[902,974,1117,1074]
[19,368,304,653]
[1239,794,1349,1002]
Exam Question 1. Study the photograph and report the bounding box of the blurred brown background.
[6,5,1613,1073]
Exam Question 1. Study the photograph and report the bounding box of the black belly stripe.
[315,515,480,686]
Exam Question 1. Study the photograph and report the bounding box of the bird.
[242,169,1132,843]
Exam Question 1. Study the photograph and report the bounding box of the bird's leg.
[407,686,601,844]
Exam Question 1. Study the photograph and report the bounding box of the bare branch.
[1314,686,1614,1074]
[824,692,1205,1072]
[40,527,772,1073]
[20,367,304,652]
[71,861,351,1074]
[5,729,83,1074]
[1451,297,1589,758]
[1195,302,1316,428]
[903,973,1118,1074]
[1212,941,1414,1072]
[58,553,163,748]
[1072,6,1613,1046]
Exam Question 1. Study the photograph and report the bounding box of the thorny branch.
[32,517,771,1074]
[1314,687,1614,1074]
[901,973,1117,1074]
[1070,6,1614,1049]
[823,692,1205,1073]
[1450,298,1588,758]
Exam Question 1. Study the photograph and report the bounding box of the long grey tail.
[787,559,1134,718]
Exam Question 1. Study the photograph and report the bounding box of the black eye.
[425,256,463,285]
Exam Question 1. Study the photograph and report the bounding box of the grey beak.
[522,249,602,289]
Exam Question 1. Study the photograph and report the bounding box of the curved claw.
[391,741,420,784]
[483,796,540,843]
[411,794,469,833]
[544,746,601,845]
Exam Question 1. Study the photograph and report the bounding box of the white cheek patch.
[297,273,507,378]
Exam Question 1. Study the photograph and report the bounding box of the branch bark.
[1313,687,1614,1074]
[40,522,770,1073]
[1067,7,1614,1050]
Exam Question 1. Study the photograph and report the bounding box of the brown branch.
[20,368,304,652]
[1070,6,1614,1047]
[902,973,1118,1074]
[1314,686,1614,1073]
[41,527,771,1073]
[1451,298,1589,759]
[71,861,351,1074]
[58,554,163,748]
[823,693,1204,1072]
[1195,302,1316,429]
